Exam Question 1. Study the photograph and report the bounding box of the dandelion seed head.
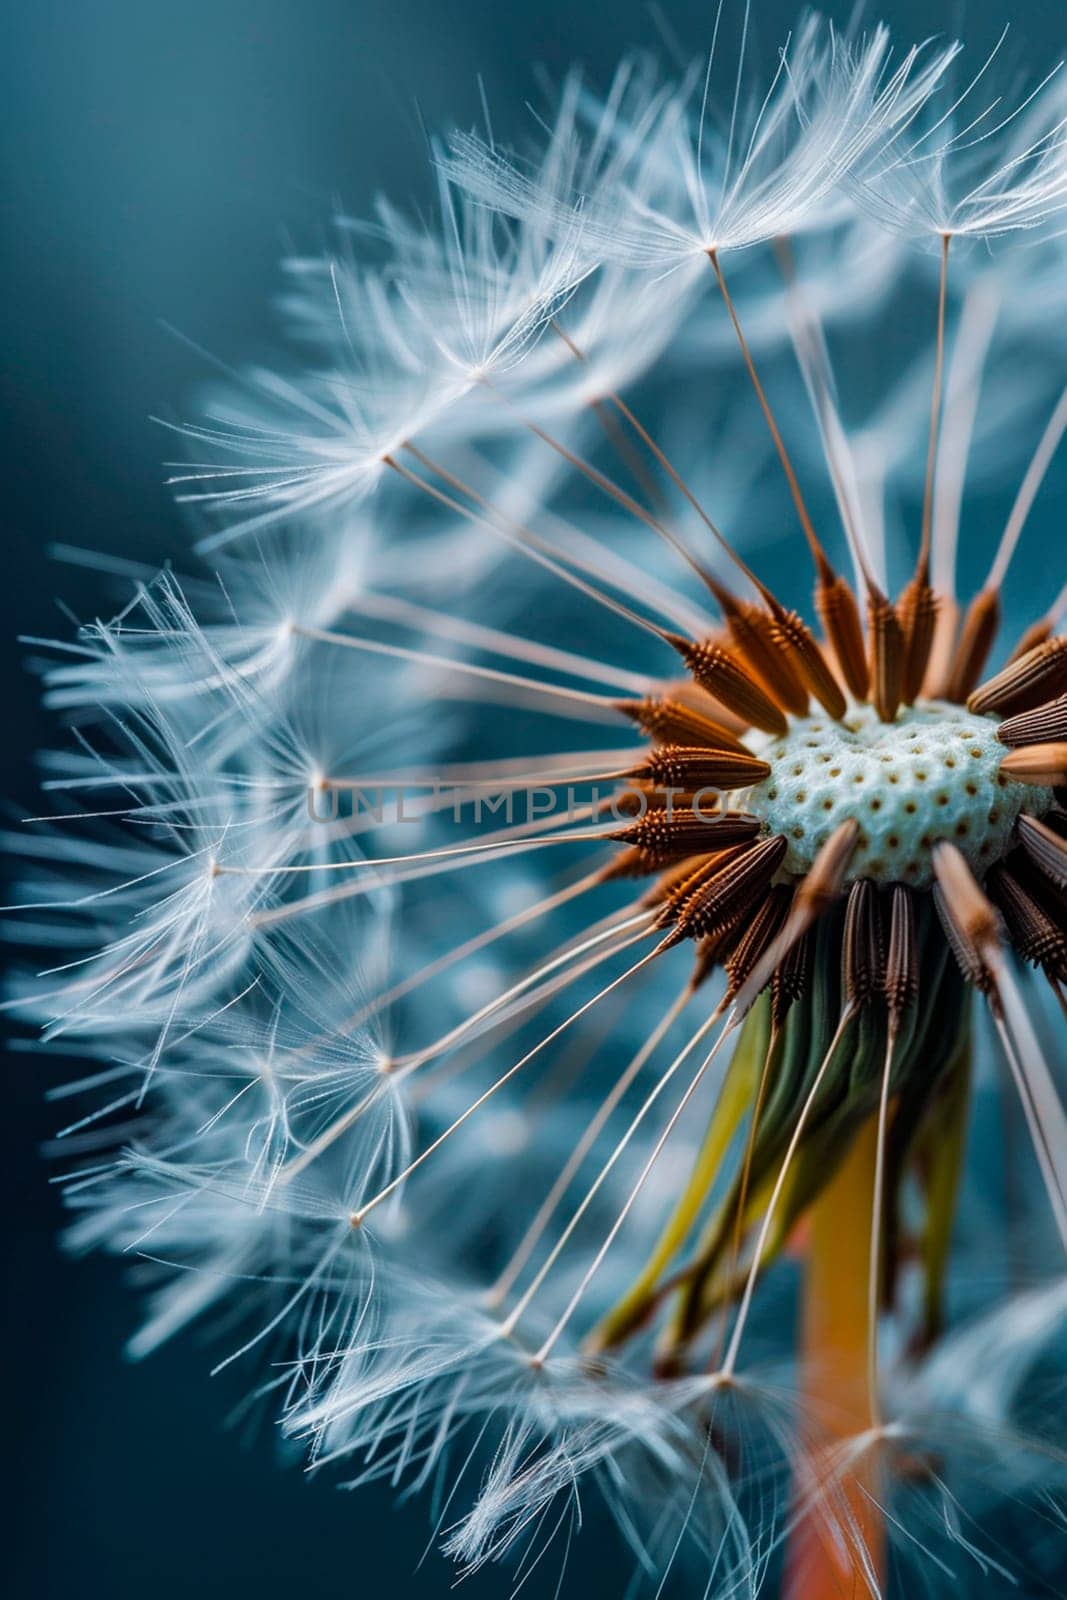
[748,702,1049,885]
[11,6,1067,1596]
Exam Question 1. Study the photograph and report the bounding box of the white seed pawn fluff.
[10,8,1067,1599]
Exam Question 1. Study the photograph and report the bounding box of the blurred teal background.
[2,2,1063,1594]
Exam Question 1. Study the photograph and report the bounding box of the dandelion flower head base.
[12,10,1067,1598]
[747,701,1048,886]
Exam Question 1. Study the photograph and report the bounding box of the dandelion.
[12,9,1067,1598]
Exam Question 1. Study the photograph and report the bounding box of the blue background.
[2,3,1063,1595]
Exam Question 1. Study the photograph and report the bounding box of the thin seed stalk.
[784,1118,885,1600]
[588,999,772,1353]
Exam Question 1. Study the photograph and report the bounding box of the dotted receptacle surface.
[744,701,1050,886]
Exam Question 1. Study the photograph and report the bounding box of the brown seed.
[1011,850,1067,918]
[884,883,918,1022]
[816,570,868,700]
[999,742,1067,787]
[898,574,939,706]
[728,819,859,1018]
[651,845,751,912]
[996,696,1067,748]
[666,635,789,735]
[611,808,760,869]
[987,864,1067,980]
[659,834,788,943]
[630,745,771,793]
[924,595,959,698]
[594,845,647,883]
[945,586,1000,704]
[689,915,748,990]
[724,883,792,998]
[1017,812,1067,888]
[969,636,1067,718]
[772,606,848,720]
[771,926,814,1028]
[1007,614,1054,665]
[931,841,1002,997]
[614,696,749,755]
[842,879,885,1008]
[630,742,771,793]
[933,886,997,996]
[711,585,809,716]
[636,852,721,902]
[867,589,905,723]
[932,841,1001,948]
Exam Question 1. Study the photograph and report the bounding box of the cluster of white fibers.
[9,9,1067,1597]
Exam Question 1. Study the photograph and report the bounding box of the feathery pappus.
[10,8,1067,1596]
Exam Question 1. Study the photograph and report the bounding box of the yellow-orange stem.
[784,1118,885,1599]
